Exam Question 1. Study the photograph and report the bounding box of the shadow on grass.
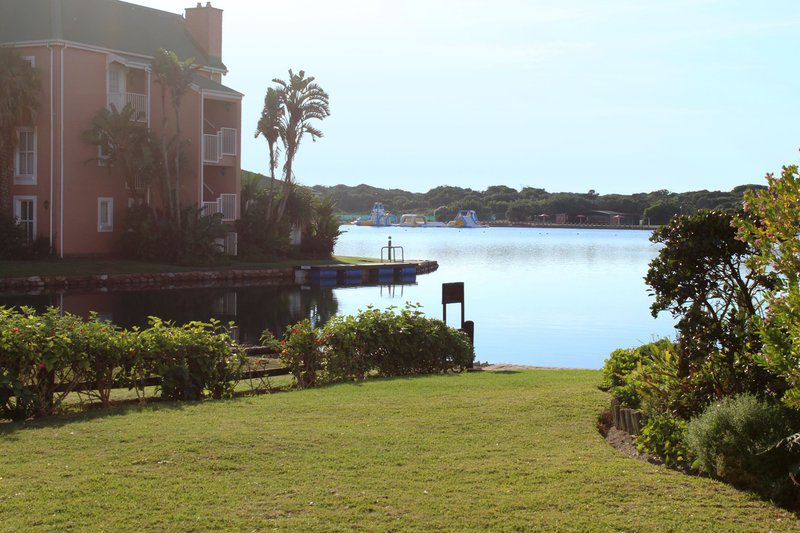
[0,398,190,440]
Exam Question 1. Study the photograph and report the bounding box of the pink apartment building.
[0,0,242,257]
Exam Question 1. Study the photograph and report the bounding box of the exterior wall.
[9,45,56,251]
[8,43,241,257]
[184,5,223,61]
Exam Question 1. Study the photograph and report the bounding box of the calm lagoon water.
[0,226,675,368]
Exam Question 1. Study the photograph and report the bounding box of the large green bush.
[687,394,800,507]
[0,307,242,419]
[601,338,674,408]
[272,304,475,387]
[636,412,691,469]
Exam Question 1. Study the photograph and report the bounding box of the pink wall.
[9,44,242,257]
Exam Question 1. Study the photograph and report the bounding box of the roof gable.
[0,0,226,71]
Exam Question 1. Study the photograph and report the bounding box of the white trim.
[59,45,64,257]
[13,195,37,242]
[198,88,243,101]
[200,93,205,208]
[4,40,227,75]
[14,127,37,185]
[48,44,54,249]
[97,197,114,232]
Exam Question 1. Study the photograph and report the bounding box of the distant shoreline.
[486,222,659,230]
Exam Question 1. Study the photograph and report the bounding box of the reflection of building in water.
[288,291,303,318]
[211,292,238,317]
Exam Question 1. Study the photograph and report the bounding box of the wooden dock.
[294,260,438,286]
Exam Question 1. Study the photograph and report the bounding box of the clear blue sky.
[137,0,800,194]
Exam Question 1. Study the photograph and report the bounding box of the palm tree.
[255,87,284,221]
[83,104,160,203]
[153,49,196,225]
[271,70,330,221]
[0,48,41,215]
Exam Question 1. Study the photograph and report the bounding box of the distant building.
[587,210,636,226]
[0,0,242,256]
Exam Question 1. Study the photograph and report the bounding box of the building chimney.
[184,2,223,64]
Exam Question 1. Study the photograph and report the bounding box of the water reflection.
[0,284,342,345]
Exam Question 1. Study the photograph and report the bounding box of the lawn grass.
[0,370,797,530]
[0,256,381,279]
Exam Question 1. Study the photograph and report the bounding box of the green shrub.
[272,304,475,388]
[123,205,227,264]
[687,394,800,507]
[636,412,691,469]
[277,319,323,388]
[138,318,243,401]
[0,214,51,259]
[601,339,674,408]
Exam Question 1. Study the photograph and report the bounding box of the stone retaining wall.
[0,260,439,293]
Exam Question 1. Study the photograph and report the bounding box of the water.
[0,226,675,368]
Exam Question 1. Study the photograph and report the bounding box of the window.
[98,197,114,232]
[13,196,36,242]
[22,56,35,68]
[15,128,36,184]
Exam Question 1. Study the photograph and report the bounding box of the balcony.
[107,91,148,122]
[202,193,238,222]
[203,128,237,165]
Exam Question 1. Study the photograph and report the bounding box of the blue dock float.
[294,260,437,286]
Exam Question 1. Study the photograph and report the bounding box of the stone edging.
[0,260,439,293]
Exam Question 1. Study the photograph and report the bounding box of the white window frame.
[98,197,114,232]
[22,56,35,68]
[13,195,37,242]
[14,128,36,185]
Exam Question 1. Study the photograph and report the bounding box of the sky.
[135,0,800,194]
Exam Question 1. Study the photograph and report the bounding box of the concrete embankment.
[0,260,439,294]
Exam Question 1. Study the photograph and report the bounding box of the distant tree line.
[310,183,766,225]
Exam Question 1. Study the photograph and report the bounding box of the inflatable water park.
[353,203,484,228]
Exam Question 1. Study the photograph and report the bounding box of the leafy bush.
[123,205,227,264]
[687,394,800,507]
[276,319,323,388]
[636,412,691,469]
[301,196,342,257]
[0,307,244,419]
[138,317,243,401]
[0,214,50,259]
[272,304,475,387]
[601,339,674,408]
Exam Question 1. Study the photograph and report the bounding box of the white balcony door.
[108,65,126,111]
[13,196,36,242]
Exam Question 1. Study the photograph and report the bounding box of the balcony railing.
[201,193,237,221]
[203,128,238,163]
[108,92,148,122]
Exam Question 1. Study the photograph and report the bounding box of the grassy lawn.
[0,256,381,279]
[1,370,796,530]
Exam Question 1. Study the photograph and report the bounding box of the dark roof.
[0,0,226,71]
[192,73,242,97]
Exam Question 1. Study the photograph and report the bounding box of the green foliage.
[271,304,475,388]
[310,181,760,223]
[601,339,674,408]
[123,205,227,264]
[636,412,691,469]
[0,47,41,215]
[737,165,800,410]
[138,317,243,401]
[302,196,342,257]
[0,307,242,419]
[645,210,782,404]
[277,319,322,389]
[0,214,50,259]
[687,394,800,508]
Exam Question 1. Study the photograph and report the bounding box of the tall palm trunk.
[0,144,13,215]
[159,85,173,219]
[264,141,277,222]
[174,104,182,230]
[276,152,295,222]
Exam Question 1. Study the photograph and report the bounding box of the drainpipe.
[47,44,54,249]
[59,44,65,258]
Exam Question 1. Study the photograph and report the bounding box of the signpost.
[442,282,474,351]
